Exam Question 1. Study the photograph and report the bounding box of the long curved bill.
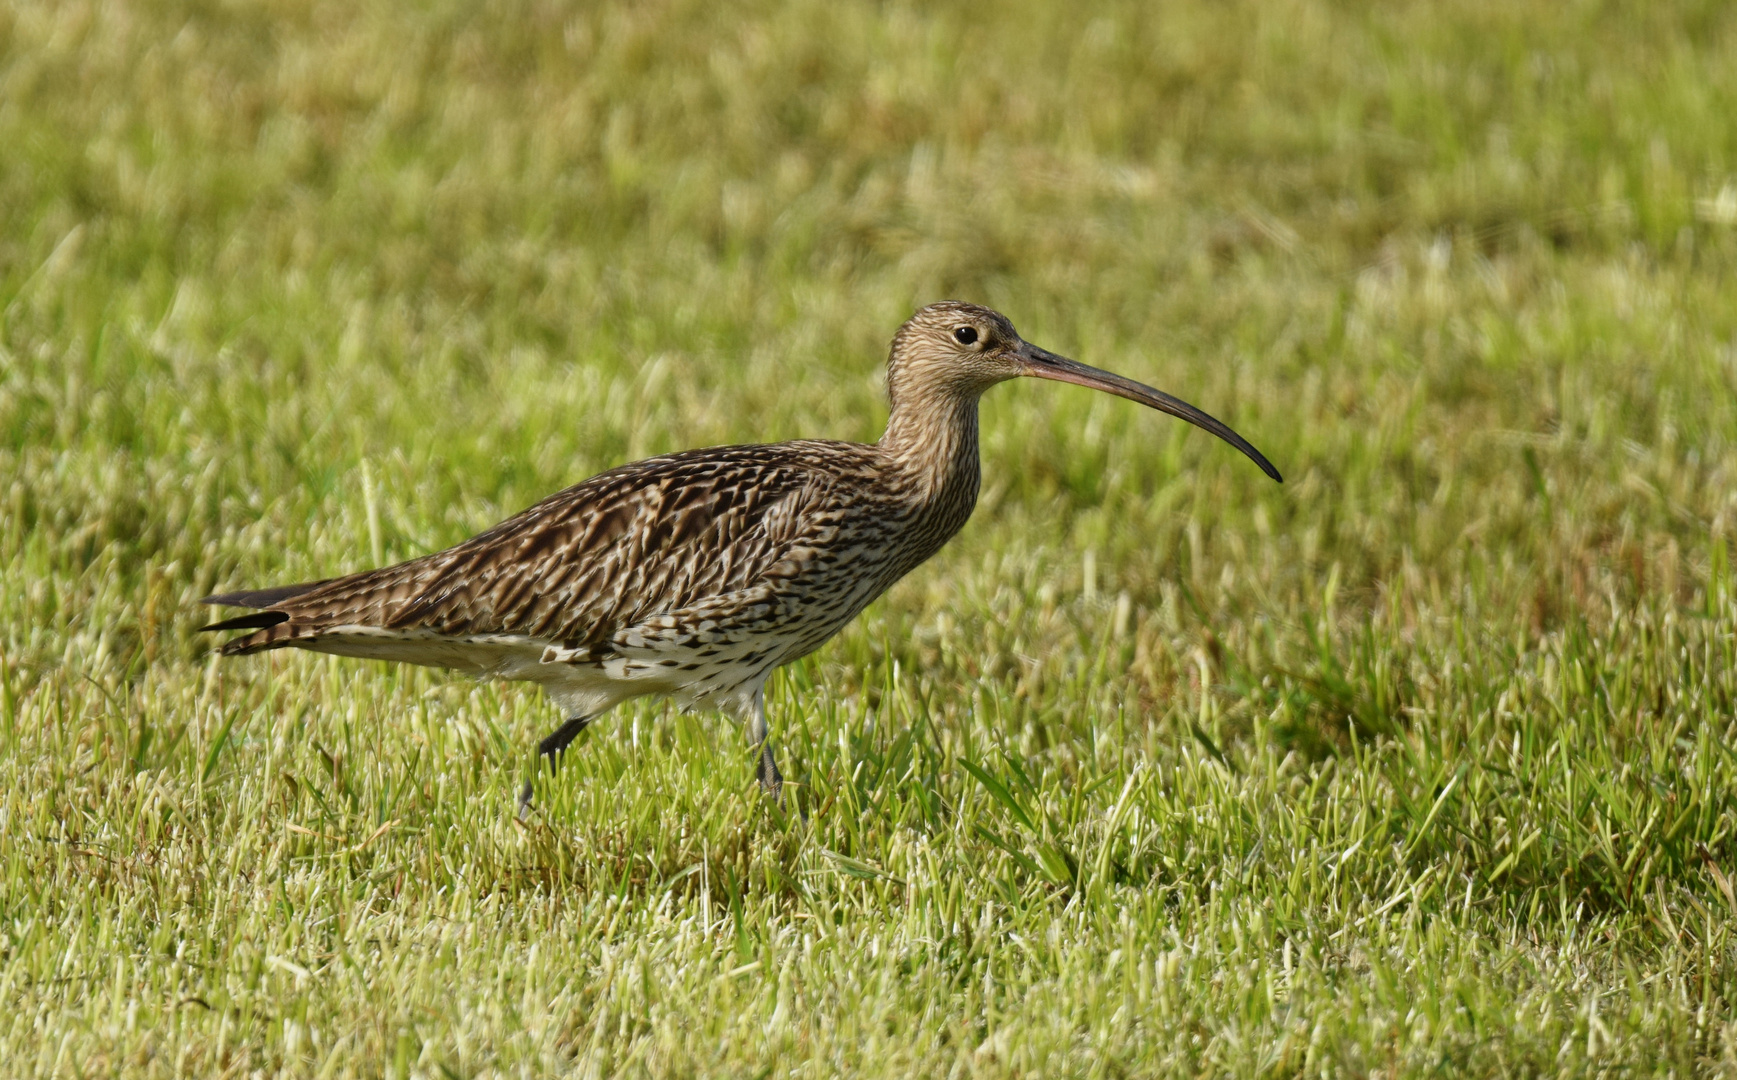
[1016,342,1283,483]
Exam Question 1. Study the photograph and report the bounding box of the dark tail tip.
[199,610,290,633]
[201,580,330,609]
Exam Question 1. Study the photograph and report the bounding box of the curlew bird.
[201,303,1281,812]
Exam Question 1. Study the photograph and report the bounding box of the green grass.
[4,0,1737,1073]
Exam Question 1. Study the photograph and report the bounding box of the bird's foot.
[757,742,785,807]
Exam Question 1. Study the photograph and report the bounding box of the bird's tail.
[198,580,332,654]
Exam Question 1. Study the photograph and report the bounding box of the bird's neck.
[878,393,982,514]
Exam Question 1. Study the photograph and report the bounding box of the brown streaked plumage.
[201,302,1281,810]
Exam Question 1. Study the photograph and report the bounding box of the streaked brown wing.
[214,445,842,655]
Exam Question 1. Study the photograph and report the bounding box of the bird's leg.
[538,713,595,761]
[747,689,783,804]
[517,713,595,818]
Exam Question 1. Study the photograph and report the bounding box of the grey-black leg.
[756,740,784,802]
[747,688,783,804]
[517,713,595,818]
[538,714,594,761]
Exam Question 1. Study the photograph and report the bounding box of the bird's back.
[214,441,893,657]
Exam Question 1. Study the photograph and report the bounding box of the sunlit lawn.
[4,0,1737,1074]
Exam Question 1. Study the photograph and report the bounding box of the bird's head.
[886,301,1282,482]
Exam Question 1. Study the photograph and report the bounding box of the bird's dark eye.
[954,326,979,346]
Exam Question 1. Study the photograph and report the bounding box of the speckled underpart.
[201,302,1280,802]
